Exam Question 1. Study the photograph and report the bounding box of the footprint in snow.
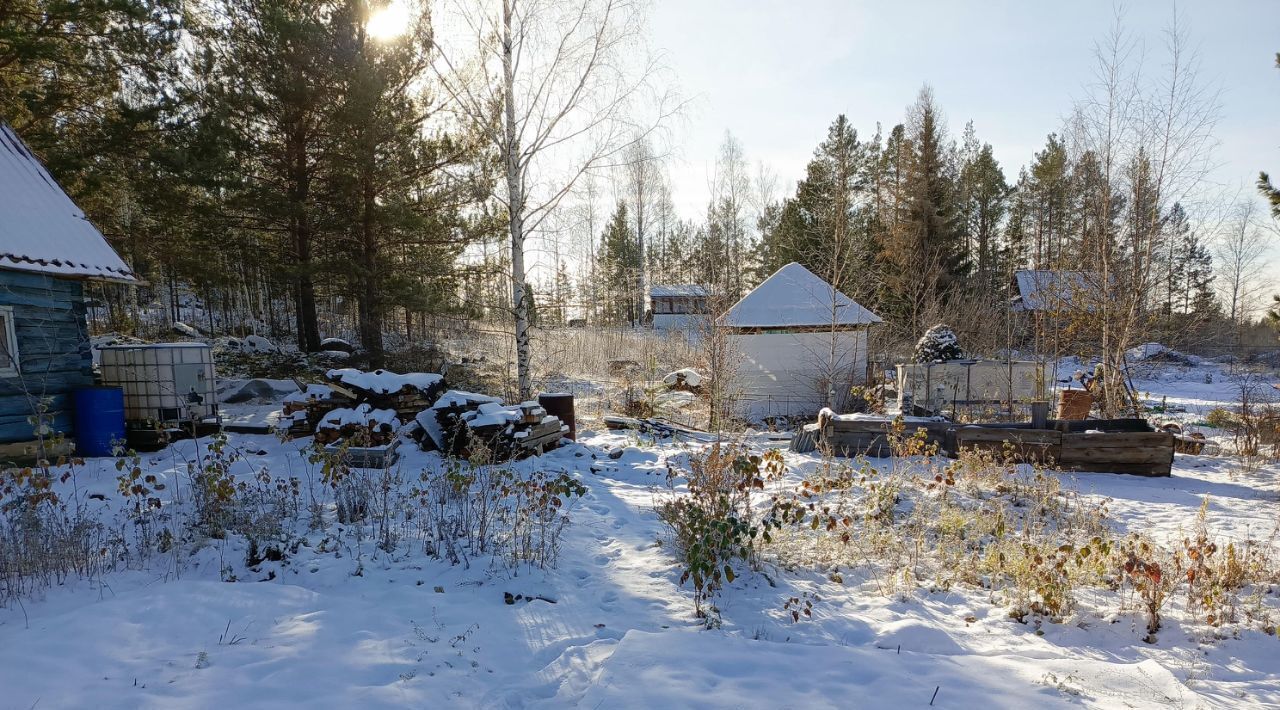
[599,590,619,610]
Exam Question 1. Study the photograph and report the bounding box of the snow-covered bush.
[913,323,964,363]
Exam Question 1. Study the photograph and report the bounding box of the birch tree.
[1066,11,1219,415]
[435,0,676,398]
[1216,201,1271,328]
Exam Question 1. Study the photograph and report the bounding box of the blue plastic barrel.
[73,386,126,457]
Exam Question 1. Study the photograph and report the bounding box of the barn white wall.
[726,329,869,419]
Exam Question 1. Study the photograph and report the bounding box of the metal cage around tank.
[97,343,218,426]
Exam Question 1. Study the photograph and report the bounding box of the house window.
[0,306,18,377]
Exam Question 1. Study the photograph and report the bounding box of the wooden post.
[1030,400,1049,429]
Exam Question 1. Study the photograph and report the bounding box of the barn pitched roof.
[1012,270,1101,312]
[718,262,881,329]
[0,123,136,282]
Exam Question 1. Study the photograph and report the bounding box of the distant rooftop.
[650,284,710,298]
[1012,270,1101,312]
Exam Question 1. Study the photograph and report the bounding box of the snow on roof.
[650,284,709,298]
[326,368,443,394]
[717,262,881,329]
[0,123,137,282]
[1012,270,1101,312]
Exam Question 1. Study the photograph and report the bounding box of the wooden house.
[650,284,710,333]
[0,124,138,447]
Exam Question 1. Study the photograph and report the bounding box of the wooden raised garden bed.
[793,413,1176,477]
[792,415,951,457]
[951,419,1174,477]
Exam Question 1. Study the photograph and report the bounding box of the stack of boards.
[413,391,569,461]
[278,370,568,467]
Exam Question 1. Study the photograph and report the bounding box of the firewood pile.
[281,368,447,438]
[413,390,569,461]
[282,383,353,435]
[314,403,400,446]
[325,368,447,421]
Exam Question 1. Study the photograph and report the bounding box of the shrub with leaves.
[658,445,788,620]
[1114,534,1179,642]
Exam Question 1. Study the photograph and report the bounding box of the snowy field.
[1,361,1278,708]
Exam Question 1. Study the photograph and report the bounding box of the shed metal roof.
[0,123,137,282]
[1012,270,1100,312]
[718,262,881,329]
[650,284,710,298]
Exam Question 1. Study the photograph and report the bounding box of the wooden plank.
[0,270,74,292]
[1061,432,1173,449]
[0,393,70,417]
[953,428,1061,446]
[824,433,888,447]
[1059,446,1172,465]
[519,430,563,452]
[1051,418,1154,433]
[956,439,1061,460]
[1057,461,1172,477]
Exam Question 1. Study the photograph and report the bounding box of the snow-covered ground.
[1,360,1278,708]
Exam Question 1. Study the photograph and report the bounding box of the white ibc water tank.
[98,343,218,425]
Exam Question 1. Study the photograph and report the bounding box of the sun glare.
[366,0,411,41]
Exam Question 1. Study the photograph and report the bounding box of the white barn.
[718,262,881,419]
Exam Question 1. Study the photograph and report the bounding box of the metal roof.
[0,123,137,282]
[650,284,710,298]
[1012,270,1100,312]
[718,262,881,329]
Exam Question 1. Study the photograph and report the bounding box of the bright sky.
[650,0,1280,224]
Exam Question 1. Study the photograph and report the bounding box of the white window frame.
[0,305,19,377]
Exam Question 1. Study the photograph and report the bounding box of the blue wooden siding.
[0,269,93,443]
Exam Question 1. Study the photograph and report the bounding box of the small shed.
[717,262,881,418]
[650,284,710,333]
[0,123,138,447]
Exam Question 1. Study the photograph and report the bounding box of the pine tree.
[1258,53,1280,220]
[905,87,966,285]
[324,0,488,365]
[1013,134,1071,269]
[914,323,964,363]
[876,87,966,334]
[956,137,1009,298]
[552,261,574,326]
[207,0,342,352]
[758,115,873,300]
[599,202,641,325]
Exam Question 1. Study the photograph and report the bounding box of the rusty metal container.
[1057,389,1093,420]
[538,392,576,440]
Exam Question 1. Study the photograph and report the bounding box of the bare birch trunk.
[503,0,532,400]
